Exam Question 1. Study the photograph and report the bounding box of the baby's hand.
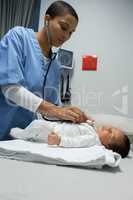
[48,132,61,145]
[86,119,95,126]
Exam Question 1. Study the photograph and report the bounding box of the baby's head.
[96,126,130,158]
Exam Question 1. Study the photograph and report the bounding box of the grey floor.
[0,149,133,200]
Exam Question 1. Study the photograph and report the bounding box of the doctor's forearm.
[1,85,58,116]
[1,85,89,122]
[1,85,75,121]
[1,85,43,113]
[37,101,61,117]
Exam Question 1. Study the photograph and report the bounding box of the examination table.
[0,113,133,200]
[0,147,132,200]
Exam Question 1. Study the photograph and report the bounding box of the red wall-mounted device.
[82,55,97,71]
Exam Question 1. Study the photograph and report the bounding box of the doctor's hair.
[108,133,130,158]
[45,1,79,21]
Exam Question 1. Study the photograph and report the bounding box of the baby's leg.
[48,132,61,145]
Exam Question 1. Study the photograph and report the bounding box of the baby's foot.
[48,133,60,145]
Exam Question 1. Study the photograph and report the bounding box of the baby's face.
[97,126,123,147]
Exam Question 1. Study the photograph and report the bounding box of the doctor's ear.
[45,15,50,27]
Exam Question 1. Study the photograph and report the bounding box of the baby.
[10,119,130,158]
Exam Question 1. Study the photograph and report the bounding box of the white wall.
[39,0,133,120]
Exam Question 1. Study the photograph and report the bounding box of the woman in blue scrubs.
[0,1,90,140]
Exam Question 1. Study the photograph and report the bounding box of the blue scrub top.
[0,26,61,140]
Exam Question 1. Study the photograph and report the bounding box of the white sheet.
[91,113,133,134]
[0,139,121,169]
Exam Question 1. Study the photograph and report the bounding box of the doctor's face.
[47,14,78,47]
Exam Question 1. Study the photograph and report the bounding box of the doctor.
[0,1,91,140]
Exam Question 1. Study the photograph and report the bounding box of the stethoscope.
[42,21,63,122]
[42,50,57,100]
[42,52,64,122]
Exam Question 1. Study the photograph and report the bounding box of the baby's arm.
[59,134,96,148]
[47,133,95,147]
[48,122,97,147]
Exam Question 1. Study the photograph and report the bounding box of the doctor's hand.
[58,106,94,123]
[54,106,88,123]
[67,106,92,123]
[38,101,94,123]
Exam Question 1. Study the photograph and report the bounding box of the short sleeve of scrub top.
[0,27,25,85]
